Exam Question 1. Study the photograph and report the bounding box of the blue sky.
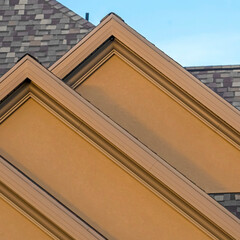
[58,0,240,67]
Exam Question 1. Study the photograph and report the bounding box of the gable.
[65,47,240,193]
[0,197,52,239]
[49,15,240,194]
[0,98,214,240]
[0,54,239,239]
[0,0,240,237]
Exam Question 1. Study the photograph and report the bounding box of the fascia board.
[0,156,106,240]
[49,13,240,136]
[0,56,239,239]
[49,14,114,76]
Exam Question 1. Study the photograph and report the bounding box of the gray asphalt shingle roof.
[186,65,240,110]
[0,0,94,77]
[0,1,240,112]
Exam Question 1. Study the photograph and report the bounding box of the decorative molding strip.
[0,155,106,240]
[0,55,239,239]
[49,13,240,138]
[0,193,59,240]
[64,40,240,150]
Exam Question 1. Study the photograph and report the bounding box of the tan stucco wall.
[0,197,52,239]
[76,55,240,193]
[0,99,212,240]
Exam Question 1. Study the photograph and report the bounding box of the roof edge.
[48,13,240,149]
[0,155,106,240]
[0,55,239,239]
[186,65,240,71]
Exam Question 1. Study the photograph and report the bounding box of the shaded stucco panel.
[0,198,52,239]
[0,99,212,240]
[76,55,240,193]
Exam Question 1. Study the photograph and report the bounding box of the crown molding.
[0,155,106,240]
[0,55,239,240]
[48,13,240,147]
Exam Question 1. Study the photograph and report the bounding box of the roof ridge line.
[186,65,240,71]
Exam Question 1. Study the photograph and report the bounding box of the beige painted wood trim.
[49,13,240,136]
[65,46,239,149]
[1,81,238,240]
[0,193,59,240]
[0,155,106,240]
[0,55,240,240]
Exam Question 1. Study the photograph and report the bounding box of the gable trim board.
[49,13,240,150]
[62,42,240,151]
[0,155,106,240]
[0,55,239,239]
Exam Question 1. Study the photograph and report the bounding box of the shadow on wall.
[0,149,114,240]
[77,85,225,192]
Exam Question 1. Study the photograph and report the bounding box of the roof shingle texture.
[186,65,240,110]
[0,1,240,111]
[210,193,240,219]
[0,0,94,77]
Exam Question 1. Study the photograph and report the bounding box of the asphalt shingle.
[0,0,94,77]
[186,65,240,110]
[209,193,240,219]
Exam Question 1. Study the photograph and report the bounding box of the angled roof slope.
[209,193,240,219]
[0,0,239,227]
[49,12,240,219]
[0,155,106,240]
[50,13,240,136]
[187,65,240,110]
[1,0,239,110]
[0,54,239,239]
[0,0,94,77]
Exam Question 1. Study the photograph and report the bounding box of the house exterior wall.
[75,55,240,193]
[0,98,213,240]
[0,2,239,238]
[0,198,52,239]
